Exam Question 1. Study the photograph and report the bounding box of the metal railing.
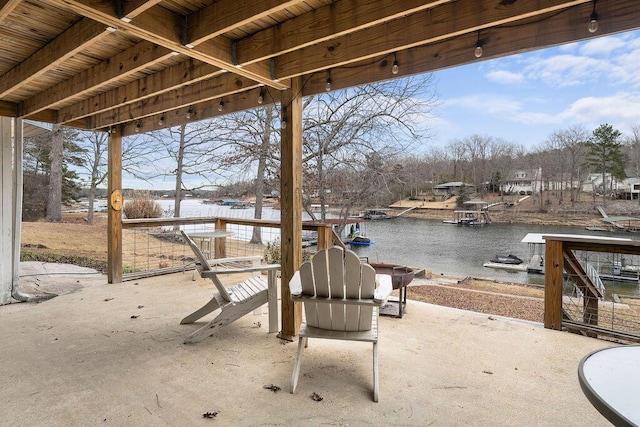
[120,216,337,281]
[544,235,640,343]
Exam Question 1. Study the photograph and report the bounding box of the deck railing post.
[316,224,333,250]
[107,127,123,284]
[215,218,227,258]
[544,239,564,330]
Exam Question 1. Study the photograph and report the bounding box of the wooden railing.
[119,216,336,280]
[544,235,640,342]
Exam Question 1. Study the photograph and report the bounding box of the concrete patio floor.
[1,264,613,426]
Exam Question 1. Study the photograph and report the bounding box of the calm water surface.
[159,199,640,295]
[350,217,640,296]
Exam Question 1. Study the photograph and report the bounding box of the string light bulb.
[281,119,287,129]
[218,101,224,112]
[258,90,264,104]
[588,0,599,33]
[135,121,141,133]
[158,116,165,126]
[186,107,193,119]
[474,31,484,58]
[325,70,332,92]
[392,53,399,75]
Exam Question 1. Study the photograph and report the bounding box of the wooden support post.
[215,218,227,258]
[316,224,333,250]
[544,239,564,330]
[279,76,303,340]
[107,128,123,283]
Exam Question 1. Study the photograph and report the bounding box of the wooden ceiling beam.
[0,0,21,23]
[188,0,303,45]
[235,0,451,64]
[48,0,287,89]
[119,0,163,21]
[0,99,16,117]
[273,0,589,79]
[120,86,265,136]
[87,74,260,129]
[118,0,640,136]
[20,41,174,116]
[54,58,223,124]
[0,17,109,97]
[300,0,640,97]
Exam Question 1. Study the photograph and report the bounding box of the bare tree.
[445,139,469,184]
[150,121,229,218]
[303,76,436,220]
[215,104,281,243]
[542,125,587,206]
[624,126,640,178]
[489,140,526,202]
[75,130,162,224]
[624,126,640,203]
[213,76,437,240]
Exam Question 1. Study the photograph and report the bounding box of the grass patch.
[21,250,107,272]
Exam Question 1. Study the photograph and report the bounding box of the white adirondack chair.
[180,231,280,344]
[289,246,393,402]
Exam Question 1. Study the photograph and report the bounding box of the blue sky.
[121,29,640,189]
[427,29,640,151]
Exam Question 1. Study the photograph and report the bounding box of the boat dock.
[482,261,527,272]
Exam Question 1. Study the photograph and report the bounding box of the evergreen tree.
[584,124,625,208]
[23,126,84,220]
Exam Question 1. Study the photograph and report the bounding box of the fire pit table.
[370,263,415,318]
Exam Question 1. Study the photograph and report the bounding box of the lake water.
[155,199,640,295]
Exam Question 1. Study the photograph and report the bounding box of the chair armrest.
[199,264,280,278]
[289,271,302,297]
[206,255,263,266]
[374,274,393,305]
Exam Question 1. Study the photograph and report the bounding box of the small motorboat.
[348,235,373,246]
[489,254,523,265]
[344,223,374,246]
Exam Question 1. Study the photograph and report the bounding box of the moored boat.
[348,235,374,246]
[489,254,523,265]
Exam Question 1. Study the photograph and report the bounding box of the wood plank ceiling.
[0,0,638,137]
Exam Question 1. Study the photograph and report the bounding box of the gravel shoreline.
[405,277,545,323]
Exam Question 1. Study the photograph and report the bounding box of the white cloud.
[482,33,640,90]
[579,36,627,56]
[559,92,640,132]
[485,70,524,85]
[523,54,607,87]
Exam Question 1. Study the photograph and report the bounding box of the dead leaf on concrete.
[263,384,281,393]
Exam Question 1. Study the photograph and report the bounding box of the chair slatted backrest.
[300,246,376,332]
[181,231,232,302]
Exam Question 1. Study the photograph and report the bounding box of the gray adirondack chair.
[181,231,280,344]
[289,246,392,402]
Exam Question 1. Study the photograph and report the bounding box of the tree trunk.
[87,143,101,225]
[602,171,607,209]
[250,106,273,244]
[174,124,187,220]
[87,186,95,225]
[46,124,63,221]
[317,148,326,220]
